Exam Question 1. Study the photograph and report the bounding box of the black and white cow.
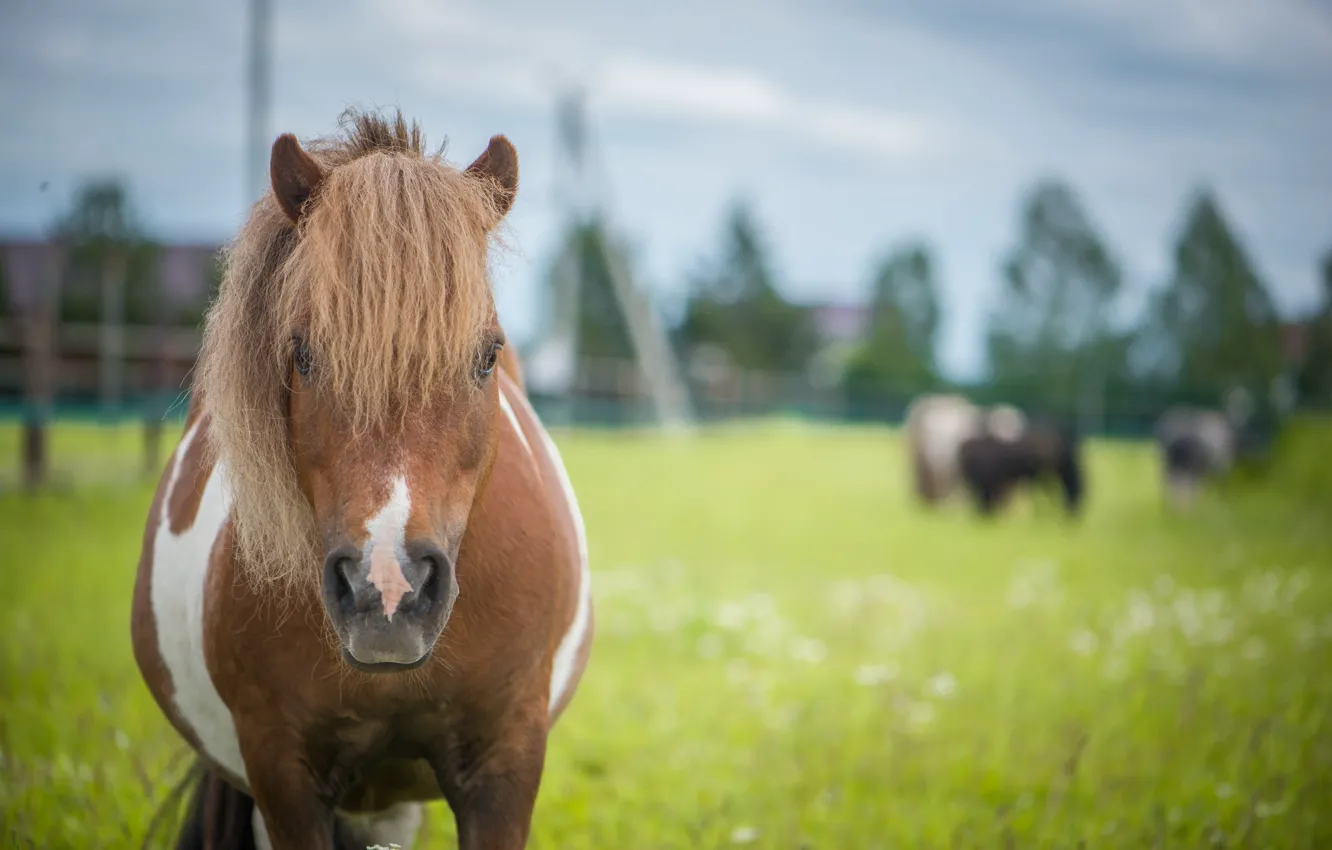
[1154,407,1239,509]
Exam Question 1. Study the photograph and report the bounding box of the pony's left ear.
[270,133,326,224]
[466,135,519,221]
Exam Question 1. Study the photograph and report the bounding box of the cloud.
[1,0,1328,379]
[1036,0,1332,74]
[363,2,936,164]
[598,58,787,123]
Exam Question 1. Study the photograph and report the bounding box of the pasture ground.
[2,420,1330,849]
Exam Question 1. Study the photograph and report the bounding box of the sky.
[2,0,1330,379]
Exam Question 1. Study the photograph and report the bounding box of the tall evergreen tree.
[53,180,161,325]
[843,241,942,397]
[545,218,639,362]
[985,179,1125,408]
[675,202,816,373]
[1295,249,1332,405]
[1151,189,1282,395]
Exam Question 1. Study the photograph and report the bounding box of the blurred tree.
[545,217,638,361]
[842,241,941,398]
[53,180,162,325]
[985,179,1126,411]
[171,252,224,329]
[1295,249,1332,405]
[1148,189,1282,396]
[674,202,816,373]
[0,254,9,318]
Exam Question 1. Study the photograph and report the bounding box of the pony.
[131,109,592,850]
[957,419,1084,517]
[902,394,1028,506]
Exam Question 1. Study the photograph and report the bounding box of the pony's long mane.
[197,108,504,589]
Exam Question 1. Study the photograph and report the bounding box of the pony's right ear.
[270,134,325,224]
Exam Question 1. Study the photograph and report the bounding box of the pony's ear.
[465,135,519,221]
[270,133,325,224]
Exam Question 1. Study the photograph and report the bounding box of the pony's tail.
[140,759,258,850]
[143,758,373,850]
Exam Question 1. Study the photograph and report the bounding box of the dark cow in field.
[958,420,1084,517]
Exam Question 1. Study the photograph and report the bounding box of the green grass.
[2,420,1331,848]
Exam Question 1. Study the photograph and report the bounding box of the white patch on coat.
[363,476,413,620]
[503,381,591,716]
[255,804,423,849]
[986,405,1027,442]
[150,421,249,784]
[919,397,981,477]
[499,391,533,457]
[341,802,424,847]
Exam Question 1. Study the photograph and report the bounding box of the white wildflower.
[829,580,863,613]
[855,663,898,686]
[1199,589,1226,617]
[927,672,957,699]
[1207,618,1236,645]
[790,637,827,664]
[1242,638,1266,661]
[1069,629,1098,657]
[1102,656,1128,681]
[1125,592,1156,635]
[1153,574,1175,597]
[906,701,936,728]
[1294,620,1318,648]
[730,826,760,844]
[716,602,748,632]
[697,634,723,659]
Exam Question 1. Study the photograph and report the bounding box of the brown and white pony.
[131,110,592,850]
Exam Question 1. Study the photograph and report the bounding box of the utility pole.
[528,87,695,431]
[246,0,272,206]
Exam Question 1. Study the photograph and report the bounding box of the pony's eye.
[476,341,502,380]
[293,340,313,378]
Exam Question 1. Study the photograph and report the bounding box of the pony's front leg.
[239,733,339,850]
[436,716,549,850]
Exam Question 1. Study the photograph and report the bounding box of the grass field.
[2,420,1331,848]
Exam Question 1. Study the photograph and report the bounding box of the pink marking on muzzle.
[367,538,412,621]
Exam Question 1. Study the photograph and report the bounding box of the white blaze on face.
[364,476,414,621]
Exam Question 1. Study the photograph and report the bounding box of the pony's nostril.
[333,559,356,614]
[421,557,441,602]
[322,547,360,618]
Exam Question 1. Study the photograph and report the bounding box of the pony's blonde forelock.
[197,109,503,590]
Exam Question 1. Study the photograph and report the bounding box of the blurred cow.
[903,394,1030,506]
[904,394,982,505]
[958,420,1084,517]
[1154,407,1238,509]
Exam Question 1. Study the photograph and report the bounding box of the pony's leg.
[435,717,547,850]
[340,803,424,849]
[241,740,336,850]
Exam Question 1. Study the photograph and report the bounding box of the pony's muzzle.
[320,541,457,671]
